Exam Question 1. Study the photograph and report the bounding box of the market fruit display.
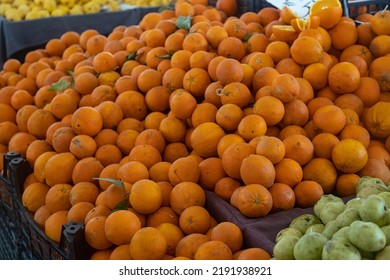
[1,0,390,259]
[0,0,170,21]
[273,176,390,259]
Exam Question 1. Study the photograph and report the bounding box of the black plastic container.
[342,0,387,18]
[0,153,93,260]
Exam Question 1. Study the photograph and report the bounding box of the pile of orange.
[1,0,390,260]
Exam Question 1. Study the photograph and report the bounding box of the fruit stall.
[1,0,390,260]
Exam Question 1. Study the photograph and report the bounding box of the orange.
[189,50,215,70]
[71,106,103,137]
[194,240,233,260]
[190,122,226,158]
[353,77,381,107]
[253,95,285,126]
[251,66,280,93]
[102,183,128,210]
[309,0,343,29]
[44,152,77,187]
[198,157,226,191]
[217,134,245,158]
[290,36,323,65]
[22,182,50,212]
[25,139,52,167]
[237,114,267,142]
[169,90,197,120]
[223,18,248,40]
[190,102,218,128]
[92,51,117,74]
[84,205,111,224]
[283,134,314,166]
[215,104,244,132]
[302,62,329,90]
[170,182,206,215]
[235,247,271,260]
[281,99,310,128]
[156,223,184,258]
[51,126,76,153]
[221,142,255,179]
[328,62,361,94]
[168,155,200,186]
[72,157,104,185]
[137,68,163,94]
[69,182,99,206]
[335,173,360,197]
[85,216,113,250]
[69,134,97,160]
[130,227,167,260]
[217,36,246,61]
[271,25,299,43]
[175,233,210,259]
[146,206,179,228]
[0,121,19,145]
[236,184,273,218]
[219,81,251,109]
[179,205,210,235]
[34,205,51,229]
[246,33,270,53]
[182,67,211,98]
[247,52,275,72]
[128,144,162,169]
[149,161,171,183]
[332,138,368,173]
[265,41,290,64]
[45,210,69,243]
[328,17,358,51]
[302,158,338,194]
[210,221,243,253]
[255,135,285,164]
[45,183,72,214]
[214,177,241,202]
[129,179,162,215]
[274,158,303,187]
[334,93,364,118]
[104,210,141,245]
[67,202,95,223]
[312,104,347,135]
[240,154,275,188]
[369,56,390,92]
[270,73,300,102]
[215,58,244,85]
[162,68,186,92]
[90,249,113,260]
[359,159,390,185]
[268,183,295,213]
[26,109,56,140]
[109,244,132,260]
[312,132,340,160]
[216,0,237,17]
[275,57,303,77]
[371,10,390,36]
[114,90,147,121]
[163,142,190,163]
[293,180,324,208]
[157,182,174,208]
[340,124,370,148]
[206,25,228,49]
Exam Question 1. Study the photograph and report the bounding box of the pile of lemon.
[0,0,170,21]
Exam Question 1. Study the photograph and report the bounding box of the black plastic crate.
[0,153,94,260]
[342,0,388,18]
[0,152,26,259]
